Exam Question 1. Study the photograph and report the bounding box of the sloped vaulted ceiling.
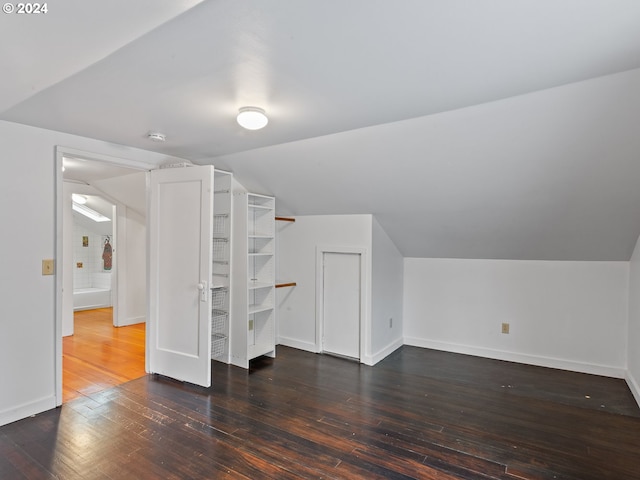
[2,0,640,260]
[213,69,640,260]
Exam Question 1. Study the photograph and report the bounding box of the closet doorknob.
[197,281,207,302]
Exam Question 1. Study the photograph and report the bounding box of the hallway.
[62,308,145,402]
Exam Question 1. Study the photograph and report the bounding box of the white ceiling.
[3,0,640,260]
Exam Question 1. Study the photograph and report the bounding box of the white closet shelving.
[230,188,276,368]
[211,170,232,363]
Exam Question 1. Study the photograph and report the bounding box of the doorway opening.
[63,308,146,402]
[56,147,151,404]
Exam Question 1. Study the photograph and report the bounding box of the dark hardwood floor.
[1,346,639,479]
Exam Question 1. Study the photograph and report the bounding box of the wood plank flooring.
[2,345,639,479]
[62,308,146,402]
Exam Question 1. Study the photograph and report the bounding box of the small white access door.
[148,165,214,387]
[322,252,361,360]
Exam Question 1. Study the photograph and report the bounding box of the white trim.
[404,337,627,379]
[0,395,57,427]
[114,204,126,327]
[362,337,403,366]
[117,316,146,327]
[626,370,640,408]
[316,245,368,362]
[145,172,151,373]
[54,153,63,407]
[277,336,318,353]
[59,146,157,172]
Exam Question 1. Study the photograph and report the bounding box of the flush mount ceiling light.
[237,107,268,130]
[147,132,166,142]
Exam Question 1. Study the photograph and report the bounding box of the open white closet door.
[148,165,214,387]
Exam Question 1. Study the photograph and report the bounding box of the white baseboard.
[278,336,403,366]
[277,336,318,353]
[117,316,146,327]
[403,337,626,379]
[362,337,404,366]
[626,370,640,408]
[0,395,57,427]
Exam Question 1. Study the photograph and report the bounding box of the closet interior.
[209,170,294,369]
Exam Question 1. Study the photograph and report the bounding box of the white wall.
[277,215,372,355]
[72,223,112,289]
[627,235,640,405]
[404,258,629,377]
[116,207,147,326]
[371,216,404,363]
[62,184,74,336]
[0,119,178,427]
[94,172,146,218]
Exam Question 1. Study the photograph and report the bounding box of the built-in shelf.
[248,342,275,359]
[248,304,274,315]
[231,190,275,369]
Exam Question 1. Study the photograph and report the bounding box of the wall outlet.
[389,318,393,328]
[501,322,510,334]
[42,259,54,275]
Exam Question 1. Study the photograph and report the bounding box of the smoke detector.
[147,132,166,142]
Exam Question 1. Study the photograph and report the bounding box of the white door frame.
[54,146,154,406]
[315,245,368,361]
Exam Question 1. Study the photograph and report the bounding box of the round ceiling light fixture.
[147,132,166,142]
[237,107,268,130]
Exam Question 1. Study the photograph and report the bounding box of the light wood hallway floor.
[62,307,146,402]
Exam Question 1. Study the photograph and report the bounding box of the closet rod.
[275,216,295,222]
[275,282,297,289]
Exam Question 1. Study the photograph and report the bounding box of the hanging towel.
[102,238,113,270]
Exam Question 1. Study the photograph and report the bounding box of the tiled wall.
[73,224,113,289]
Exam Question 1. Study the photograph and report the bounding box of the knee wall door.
[322,252,361,360]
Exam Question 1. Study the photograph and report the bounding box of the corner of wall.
[362,338,404,366]
[626,232,640,407]
[626,370,640,408]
